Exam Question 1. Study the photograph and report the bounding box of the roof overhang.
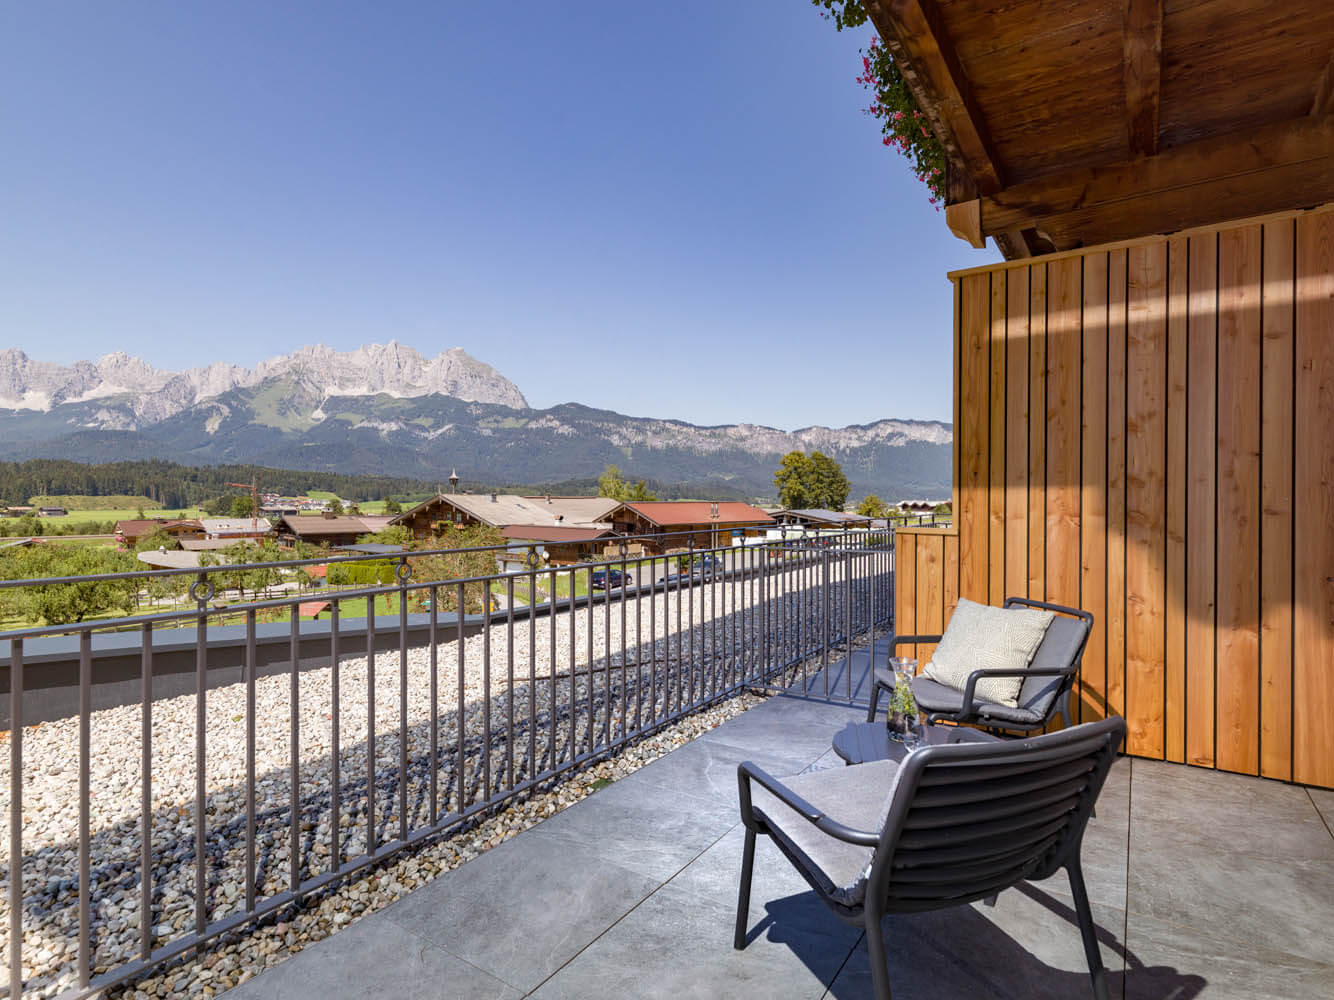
[865,0,1334,258]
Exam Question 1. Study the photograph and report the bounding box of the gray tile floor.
[225,654,1334,1000]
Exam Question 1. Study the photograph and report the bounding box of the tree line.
[0,459,445,510]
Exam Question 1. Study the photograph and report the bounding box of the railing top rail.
[0,521,915,592]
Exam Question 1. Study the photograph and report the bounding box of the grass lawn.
[489,568,592,607]
[35,506,209,529]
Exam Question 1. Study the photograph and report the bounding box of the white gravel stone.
[0,558,883,998]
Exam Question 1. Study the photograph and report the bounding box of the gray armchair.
[735,717,1125,1000]
[866,597,1093,733]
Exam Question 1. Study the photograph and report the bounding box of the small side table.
[831,721,995,765]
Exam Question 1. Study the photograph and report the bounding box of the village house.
[199,517,274,542]
[605,500,774,554]
[769,508,873,530]
[274,513,394,549]
[114,518,206,548]
[499,524,621,566]
[390,493,619,541]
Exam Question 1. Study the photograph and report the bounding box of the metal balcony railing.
[0,519,943,998]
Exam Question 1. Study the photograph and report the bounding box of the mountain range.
[0,344,952,500]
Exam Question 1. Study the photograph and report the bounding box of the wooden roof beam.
[975,114,1334,250]
[867,0,1005,195]
[1123,0,1163,157]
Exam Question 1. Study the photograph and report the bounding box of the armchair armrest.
[888,633,943,647]
[958,666,1076,716]
[737,762,879,847]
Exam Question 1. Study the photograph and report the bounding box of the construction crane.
[227,477,260,535]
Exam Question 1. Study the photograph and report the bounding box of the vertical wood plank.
[1164,237,1190,761]
[959,275,992,604]
[1106,249,1128,721]
[1293,211,1334,789]
[990,272,1008,605]
[1080,252,1109,724]
[1046,257,1083,613]
[897,531,917,663]
[1186,233,1219,767]
[943,532,960,624]
[1005,267,1030,604]
[1125,241,1167,759]
[917,535,944,665]
[1028,264,1048,602]
[1216,224,1263,775]
[1260,218,1295,781]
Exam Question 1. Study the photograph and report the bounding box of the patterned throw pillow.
[922,598,1055,707]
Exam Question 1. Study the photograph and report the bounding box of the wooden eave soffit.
[968,114,1334,250]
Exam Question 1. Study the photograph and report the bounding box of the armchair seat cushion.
[921,598,1055,706]
[874,668,1053,727]
[748,759,901,906]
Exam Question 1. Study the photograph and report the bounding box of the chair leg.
[734,828,756,950]
[864,906,894,1000]
[1067,859,1109,1000]
[866,677,884,722]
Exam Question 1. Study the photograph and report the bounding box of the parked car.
[692,554,724,579]
[591,567,625,590]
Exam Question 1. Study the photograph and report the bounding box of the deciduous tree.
[856,494,888,517]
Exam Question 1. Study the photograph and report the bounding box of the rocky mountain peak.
[0,343,529,421]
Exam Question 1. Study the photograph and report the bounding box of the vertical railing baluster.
[140,624,154,960]
[194,584,208,945]
[568,568,576,765]
[245,610,257,908]
[398,567,409,842]
[455,582,465,814]
[482,583,492,802]
[78,631,91,988]
[9,638,23,1000]
[529,557,537,781]
[846,547,854,702]
[601,566,609,748]
[587,571,594,756]
[619,551,627,743]
[290,612,300,892]
[675,559,683,715]
[649,558,658,724]
[429,584,439,825]
[548,568,557,773]
[506,574,515,791]
[367,604,377,854]
[328,603,340,874]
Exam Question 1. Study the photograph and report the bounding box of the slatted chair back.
[866,718,1125,914]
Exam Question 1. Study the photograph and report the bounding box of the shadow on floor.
[749,883,1208,1000]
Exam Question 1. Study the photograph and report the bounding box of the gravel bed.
[1,562,886,998]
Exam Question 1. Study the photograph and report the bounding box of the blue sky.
[1,2,999,430]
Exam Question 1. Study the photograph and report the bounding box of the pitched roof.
[393,493,613,530]
[201,518,273,535]
[115,518,203,536]
[179,538,244,551]
[501,524,619,544]
[774,509,872,525]
[614,501,774,527]
[278,515,379,537]
[136,550,202,569]
[520,496,621,523]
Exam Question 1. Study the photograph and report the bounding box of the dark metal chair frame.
[865,596,1094,733]
[735,717,1125,1000]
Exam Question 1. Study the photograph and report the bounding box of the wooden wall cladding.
[905,207,1333,788]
